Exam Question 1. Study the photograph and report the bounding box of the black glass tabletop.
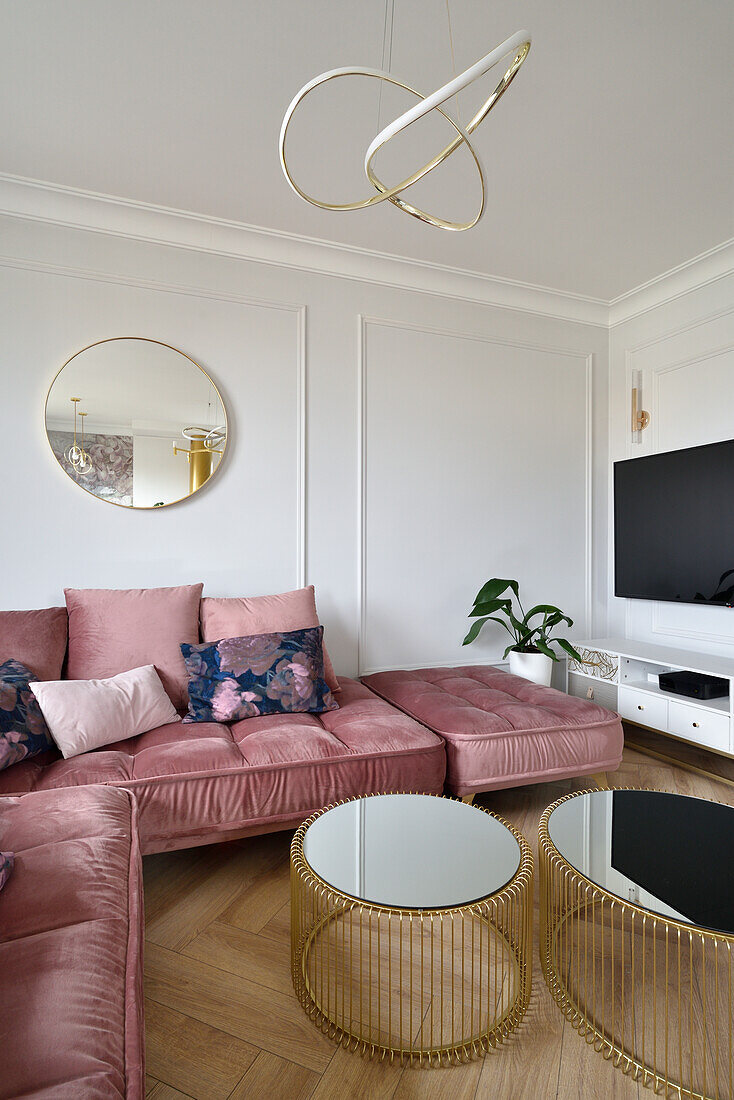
[547,789,734,935]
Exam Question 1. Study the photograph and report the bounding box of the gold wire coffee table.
[291,792,533,1065]
[539,788,734,1100]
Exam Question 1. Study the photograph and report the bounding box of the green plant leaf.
[534,638,558,662]
[468,598,510,618]
[554,637,585,663]
[522,603,565,621]
[506,608,527,637]
[462,617,490,645]
[463,615,516,645]
[482,615,518,638]
[541,612,573,635]
[472,578,518,606]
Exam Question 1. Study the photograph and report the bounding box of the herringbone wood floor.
[143,738,733,1100]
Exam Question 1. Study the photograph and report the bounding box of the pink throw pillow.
[29,665,178,759]
[65,584,203,711]
[0,607,68,681]
[200,585,340,692]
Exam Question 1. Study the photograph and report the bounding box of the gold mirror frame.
[44,337,228,510]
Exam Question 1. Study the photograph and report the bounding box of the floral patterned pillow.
[0,851,13,892]
[0,658,55,772]
[180,625,339,723]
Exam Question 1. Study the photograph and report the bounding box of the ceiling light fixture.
[64,398,93,473]
[279,3,531,232]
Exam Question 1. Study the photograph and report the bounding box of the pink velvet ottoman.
[361,666,624,796]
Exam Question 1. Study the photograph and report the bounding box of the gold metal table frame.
[539,788,734,1100]
[291,793,533,1066]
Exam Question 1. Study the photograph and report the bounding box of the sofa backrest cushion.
[65,584,203,711]
[0,607,68,681]
[200,585,340,693]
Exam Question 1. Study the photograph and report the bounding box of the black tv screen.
[614,439,734,605]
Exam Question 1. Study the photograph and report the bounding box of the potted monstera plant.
[462,578,583,686]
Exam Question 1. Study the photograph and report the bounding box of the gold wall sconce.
[631,371,650,440]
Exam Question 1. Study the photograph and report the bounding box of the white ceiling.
[1,0,732,300]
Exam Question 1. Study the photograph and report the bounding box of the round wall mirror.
[45,338,227,508]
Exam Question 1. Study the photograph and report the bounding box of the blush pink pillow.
[29,665,178,759]
[65,584,203,711]
[0,607,68,681]
[200,585,340,692]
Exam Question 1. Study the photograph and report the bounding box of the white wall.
[132,434,189,508]
[0,194,610,679]
[608,260,734,657]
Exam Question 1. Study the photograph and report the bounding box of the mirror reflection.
[45,338,227,508]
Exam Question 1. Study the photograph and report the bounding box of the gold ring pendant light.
[279,7,531,232]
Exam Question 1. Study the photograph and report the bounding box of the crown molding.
[609,237,734,328]
[1,173,731,330]
[0,172,609,327]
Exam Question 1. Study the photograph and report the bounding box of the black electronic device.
[658,669,729,700]
[614,438,734,605]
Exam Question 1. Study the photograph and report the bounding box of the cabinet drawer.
[618,685,668,729]
[667,700,731,753]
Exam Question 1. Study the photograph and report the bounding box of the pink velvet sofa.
[0,594,446,854]
[0,785,144,1099]
[0,677,446,854]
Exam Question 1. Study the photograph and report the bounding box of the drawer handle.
[637,704,644,711]
[692,721,700,728]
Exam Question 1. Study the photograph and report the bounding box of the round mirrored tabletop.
[547,788,734,935]
[302,792,521,909]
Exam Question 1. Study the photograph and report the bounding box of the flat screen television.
[614,438,734,606]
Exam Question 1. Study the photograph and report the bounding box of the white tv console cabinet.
[567,637,734,758]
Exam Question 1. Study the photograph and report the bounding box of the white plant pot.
[509,649,553,686]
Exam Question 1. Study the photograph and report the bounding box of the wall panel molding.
[357,315,594,676]
[0,253,308,589]
[650,604,734,646]
[620,306,734,648]
[650,344,734,453]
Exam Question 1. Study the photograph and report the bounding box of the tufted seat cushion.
[0,678,445,854]
[361,665,624,796]
[0,785,144,1099]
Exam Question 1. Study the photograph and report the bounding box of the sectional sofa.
[0,585,623,1098]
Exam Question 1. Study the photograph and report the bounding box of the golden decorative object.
[291,792,533,1065]
[539,789,734,1100]
[173,426,225,495]
[567,647,619,681]
[63,398,92,473]
[45,337,227,509]
[631,385,651,433]
[279,29,531,233]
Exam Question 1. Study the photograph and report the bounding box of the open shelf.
[568,639,734,758]
[622,679,730,715]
